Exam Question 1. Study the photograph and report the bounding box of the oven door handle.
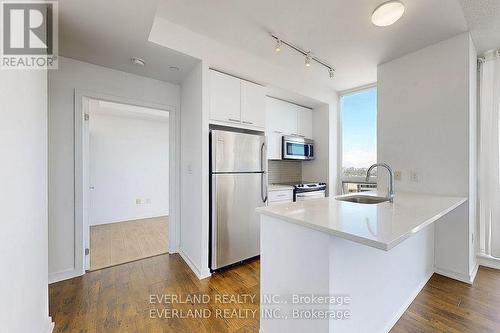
[296,190,326,198]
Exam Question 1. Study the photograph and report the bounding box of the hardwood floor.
[90,216,168,271]
[50,254,259,333]
[49,254,500,333]
[391,267,500,332]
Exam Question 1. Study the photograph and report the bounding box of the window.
[340,87,377,192]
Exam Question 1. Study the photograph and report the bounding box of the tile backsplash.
[268,160,302,184]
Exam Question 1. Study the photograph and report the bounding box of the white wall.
[89,111,169,225]
[179,61,211,278]
[48,56,180,281]
[468,35,478,274]
[378,33,477,282]
[0,70,52,331]
[302,102,340,196]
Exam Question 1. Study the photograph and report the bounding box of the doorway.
[83,98,171,271]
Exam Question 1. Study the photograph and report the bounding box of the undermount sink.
[336,195,390,204]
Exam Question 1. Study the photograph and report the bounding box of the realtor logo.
[1,1,58,69]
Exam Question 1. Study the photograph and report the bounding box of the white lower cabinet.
[267,189,294,206]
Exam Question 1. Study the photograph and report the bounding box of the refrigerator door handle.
[260,142,267,203]
[211,174,218,270]
[261,172,267,203]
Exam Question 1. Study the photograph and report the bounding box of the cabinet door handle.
[273,130,283,134]
[227,118,240,123]
[242,121,254,125]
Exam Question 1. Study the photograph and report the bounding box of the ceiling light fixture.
[371,1,405,27]
[131,57,146,66]
[305,52,312,67]
[271,34,335,79]
[275,39,282,52]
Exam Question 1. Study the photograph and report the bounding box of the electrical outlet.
[410,171,419,182]
[136,198,142,204]
[394,171,402,181]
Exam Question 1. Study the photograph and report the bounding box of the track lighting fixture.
[271,34,335,79]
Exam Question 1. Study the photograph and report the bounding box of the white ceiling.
[459,0,500,54]
[156,0,469,91]
[58,0,500,93]
[58,0,200,84]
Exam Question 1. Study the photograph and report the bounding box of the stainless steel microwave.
[282,136,315,160]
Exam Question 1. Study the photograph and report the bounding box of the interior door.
[211,173,265,269]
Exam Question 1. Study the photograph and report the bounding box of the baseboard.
[49,268,83,284]
[477,253,500,270]
[178,248,211,280]
[434,267,474,285]
[45,317,55,333]
[382,271,434,333]
[470,263,480,283]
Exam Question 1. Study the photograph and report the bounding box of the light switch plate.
[394,171,402,181]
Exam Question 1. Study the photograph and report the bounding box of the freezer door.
[211,173,264,270]
[211,130,266,173]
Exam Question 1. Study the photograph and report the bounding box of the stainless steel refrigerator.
[210,129,267,271]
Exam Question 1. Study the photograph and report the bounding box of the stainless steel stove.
[293,182,327,201]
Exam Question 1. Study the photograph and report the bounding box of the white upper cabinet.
[266,97,313,159]
[297,105,313,138]
[210,70,241,124]
[266,97,298,135]
[209,69,265,129]
[241,80,266,128]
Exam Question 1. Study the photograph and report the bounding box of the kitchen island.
[256,191,467,333]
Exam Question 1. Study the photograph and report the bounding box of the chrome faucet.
[366,163,395,203]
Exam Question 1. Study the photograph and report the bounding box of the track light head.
[305,52,312,67]
[329,68,335,78]
[275,39,282,52]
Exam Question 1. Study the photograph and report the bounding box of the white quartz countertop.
[256,191,467,251]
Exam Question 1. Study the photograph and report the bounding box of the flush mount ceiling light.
[131,57,146,66]
[371,1,405,27]
[271,34,336,79]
